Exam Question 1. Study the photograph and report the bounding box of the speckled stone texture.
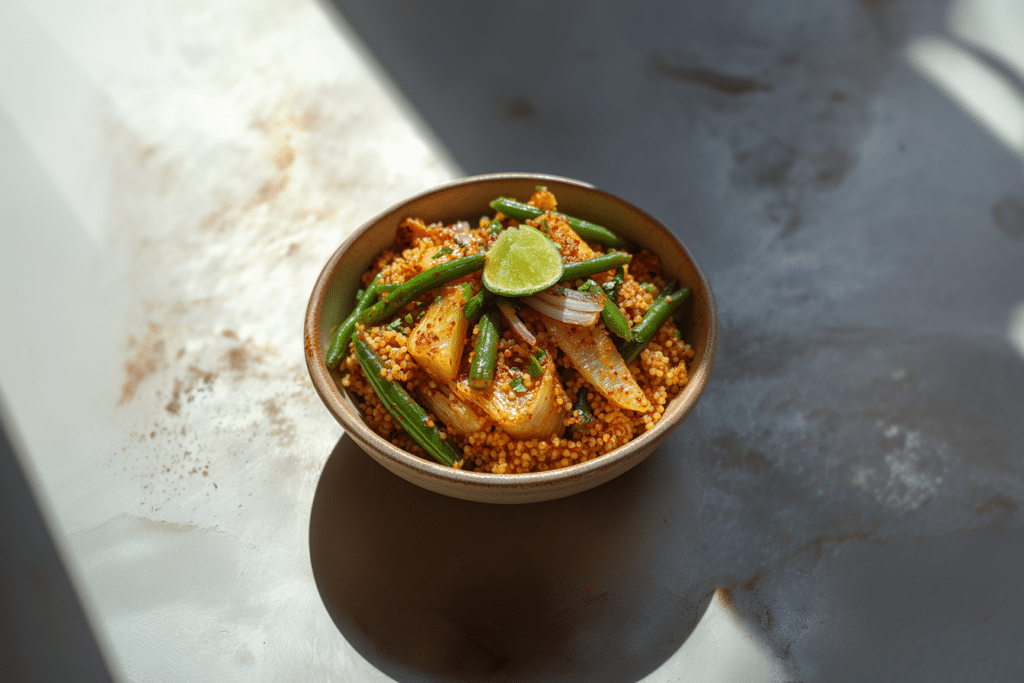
[324,0,1024,680]
[2,0,1023,680]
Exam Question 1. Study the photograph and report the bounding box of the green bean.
[463,288,494,322]
[617,283,692,365]
[580,279,633,341]
[469,308,501,390]
[360,253,485,325]
[559,252,632,283]
[353,337,461,467]
[325,279,400,368]
[489,197,626,248]
[373,281,401,297]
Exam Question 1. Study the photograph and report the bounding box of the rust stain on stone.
[744,570,766,593]
[222,342,264,373]
[165,365,218,415]
[119,324,166,405]
[165,378,183,415]
[717,585,735,608]
[189,365,217,386]
[272,144,296,170]
[262,398,296,446]
[199,207,230,233]
[253,174,290,204]
[227,348,248,372]
[138,145,158,163]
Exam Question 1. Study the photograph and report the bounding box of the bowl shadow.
[309,434,712,682]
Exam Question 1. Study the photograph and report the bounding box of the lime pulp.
[482,225,563,297]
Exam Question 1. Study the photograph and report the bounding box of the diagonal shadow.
[309,434,713,682]
[308,1,1024,679]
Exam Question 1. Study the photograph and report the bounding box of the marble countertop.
[1,0,1023,681]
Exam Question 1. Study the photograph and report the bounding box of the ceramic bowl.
[305,173,717,503]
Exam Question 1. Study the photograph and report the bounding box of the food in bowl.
[325,187,696,474]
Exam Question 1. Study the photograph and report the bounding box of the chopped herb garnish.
[434,295,442,305]
[526,355,544,378]
[432,247,453,259]
[534,349,546,361]
[509,376,528,393]
[387,318,404,332]
[568,388,595,437]
[355,288,365,302]
[404,313,414,324]
[461,282,473,303]
[684,343,693,351]
[674,329,682,340]
[535,185,547,191]
[641,283,655,293]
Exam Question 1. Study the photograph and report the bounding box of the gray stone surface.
[2,0,1022,679]
[319,1,1024,679]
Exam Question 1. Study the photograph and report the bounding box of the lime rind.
[482,226,563,297]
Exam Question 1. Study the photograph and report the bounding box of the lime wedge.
[483,225,563,297]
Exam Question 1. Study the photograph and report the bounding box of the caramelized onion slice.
[524,286,604,325]
[418,387,485,435]
[543,317,652,413]
[496,301,537,345]
[451,356,567,439]
[407,285,470,382]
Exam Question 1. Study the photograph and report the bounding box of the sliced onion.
[524,287,603,325]
[418,387,484,435]
[535,286,605,311]
[450,359,566,439]
[524,296,600,325]
[496,301,537,345]
[543,318,651,413]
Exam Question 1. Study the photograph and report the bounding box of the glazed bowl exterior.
[305,173,717,503]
